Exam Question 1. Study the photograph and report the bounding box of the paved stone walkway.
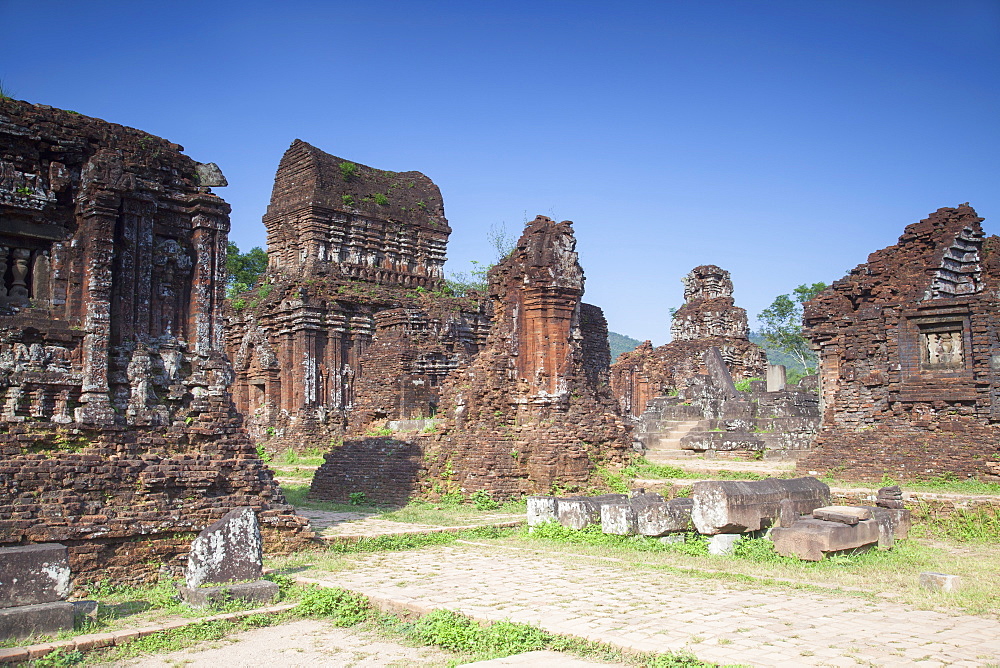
[301,543,1000,667]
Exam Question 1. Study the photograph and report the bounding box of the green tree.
[226,241,268,299]
[758,282,827,373]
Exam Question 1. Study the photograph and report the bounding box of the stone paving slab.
[303,543,1000,667]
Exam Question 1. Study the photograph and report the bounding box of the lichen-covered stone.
[184,507,263,588]
[0,544,70,608]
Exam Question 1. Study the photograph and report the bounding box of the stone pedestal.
[0,543,74,641]
[0,602,75,641]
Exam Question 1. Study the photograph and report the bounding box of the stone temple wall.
[799,204,1000,481]
[412,216,632,499]
[610,265,767,418]
[0,99,311,584]
[227,141,490,449]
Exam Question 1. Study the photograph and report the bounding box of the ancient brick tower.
[0,100,310,582]
[417,216,631,498]
[799,204,1000,481]
[610,264,767,417]
[227,140,489,448]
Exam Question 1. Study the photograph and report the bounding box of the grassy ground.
[625,458,1000,496]
[280,481,527,526]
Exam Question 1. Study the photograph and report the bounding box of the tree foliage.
[758,282,827,373]
[226,241,267,299]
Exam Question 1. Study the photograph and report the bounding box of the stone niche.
[610,264,767,419]
[410,216,632,499]
[226,141,490,450]
[799,204,1000,481]
[0,99,311,584]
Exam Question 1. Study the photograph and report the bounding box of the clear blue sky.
[3,1,997,344]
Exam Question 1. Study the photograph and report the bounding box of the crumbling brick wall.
[610,265,767,417]
[0,99,312,584]
[414,216,632,499]
[308,436,425,505]
[799,204,1000,481]
[226,142,490,449]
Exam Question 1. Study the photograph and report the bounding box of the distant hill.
[608,330,812,376]
[608,331,644,363]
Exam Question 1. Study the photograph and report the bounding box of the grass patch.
[909,503,1000,543]
[280,483,380,513]
[274,447,326,466]
[823,475,1000,497]
[270,466,317,480]
[625,458,767,482]
[526,522,709,557]
[378,497,526,526]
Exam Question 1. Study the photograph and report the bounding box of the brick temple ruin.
[799,204,1000,481]
[420,216,631,497]
[610,264,767,418]
[0,99,311,583]
[311,216,632,502]
[226,140,490,449]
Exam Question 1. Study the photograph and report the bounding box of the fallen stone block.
[600,492,669,535]
[556,495,628,530]
[812,506,873,525]
[0,544,72,608]
[601,504,637,535]
[859,506,911,548]
[708,534,741,556]
[637,498,694,536]
[177,580,280,608]
[692,477,830,535]
[0,601,75,641]
[526,496,558,526]
[186,507,264,588]
[770,517,880,561]
[889,508,911,540]
[777,498,799,528]
[919,572,961,592]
